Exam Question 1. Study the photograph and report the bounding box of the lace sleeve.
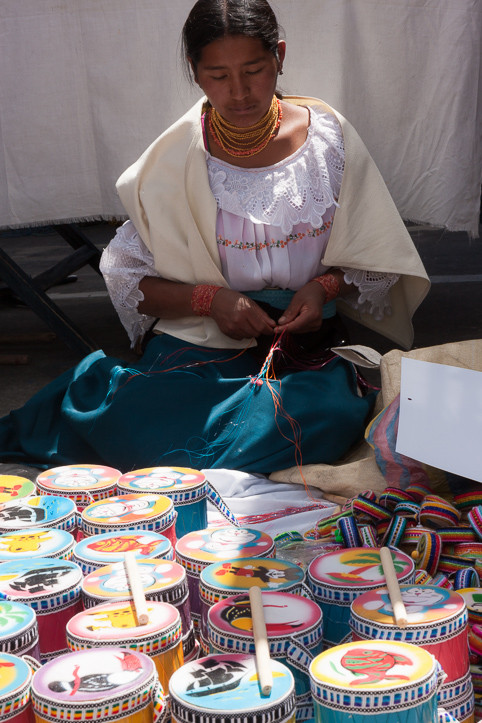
[341,268,400,320]
[99,220,158,347]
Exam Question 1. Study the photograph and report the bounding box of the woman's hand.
[210,289,276,340]
[274,281,326,334]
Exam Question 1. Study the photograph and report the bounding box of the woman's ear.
[277,40,286,73]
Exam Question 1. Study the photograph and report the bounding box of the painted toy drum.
[73,529,173,574]
[0,528,75,562]
[0,652,34,723]
[117,467,210,538]
[0,496,76,534]
[207,590,323,707]
[175,526,275,628]
[30,647,167,723]
[199,557,307,641]
[350,585,469,685]
[66,599,183,694]
[169,653,296,723]
[0,476,35,505]
[0,600,40,661]
[309,640,443,723]
[80,494,177,545]
[307,547,415,647]
[36,464,120,510]
[0,557,83,662]
[81,558,193,658]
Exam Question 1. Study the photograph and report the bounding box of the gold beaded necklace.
[209,96,282,157]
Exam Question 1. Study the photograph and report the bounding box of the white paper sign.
[396,357,482,483]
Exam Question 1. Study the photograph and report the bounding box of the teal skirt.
[0,334,376,473]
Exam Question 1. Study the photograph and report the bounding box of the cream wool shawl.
[116,96,430,350]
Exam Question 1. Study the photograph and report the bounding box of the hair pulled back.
[182,0,282,76]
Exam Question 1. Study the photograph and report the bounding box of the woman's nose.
[230,75,249,99]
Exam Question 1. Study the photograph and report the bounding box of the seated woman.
[0,0,429,474]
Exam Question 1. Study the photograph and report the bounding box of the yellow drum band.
[34,706,154,723]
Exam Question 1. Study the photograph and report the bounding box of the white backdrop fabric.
[0,0,480,235]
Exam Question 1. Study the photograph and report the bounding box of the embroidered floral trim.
[216,221,332,252]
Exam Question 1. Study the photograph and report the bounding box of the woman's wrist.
[191,284,223,316]
[311,272,340,303]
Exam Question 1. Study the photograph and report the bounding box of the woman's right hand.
[210,289,276,340]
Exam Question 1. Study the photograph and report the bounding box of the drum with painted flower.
[169,653,296,723]
[0,476,35,505]
[73,529,173,574]
[350,584,473,723]
[0,600,40,661]
[36,464,120,510]
[117,467,209,538]
[66,599,183,694]
[307,547,415,647]
[0,528,74,563]
[81,558,194,661]
[0,557,83,662]
[80,494,177,546]
[0,652,34,723]
[30,647,167,723]
[199,557,307,643]
[175,526,275,629]
[309,640,443,723]
[0,496,76,534]
[207,590,322,712]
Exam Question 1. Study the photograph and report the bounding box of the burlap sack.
[269,339,482,502]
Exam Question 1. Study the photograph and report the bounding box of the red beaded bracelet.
[311,273,340,303]
[191,284,223,316]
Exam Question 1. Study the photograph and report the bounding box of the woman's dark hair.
[182,0,282,78]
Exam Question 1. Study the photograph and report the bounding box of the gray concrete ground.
[0,220,481,422]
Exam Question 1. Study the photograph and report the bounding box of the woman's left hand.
[273,281,326,334]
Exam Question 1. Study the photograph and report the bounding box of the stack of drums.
[207,590,323,718]
[0,651,34,723]
[169,653,296,723]
[0,528,75,562]
[79,494,177,547]
[307,547,415,647]
[175,526,275,631]
[81,558,196,661]
[309,640,445,723]
[0,600,40,661]
[350,584,474,722]
[0,475,35,504]
[0,557,83,662]
[30,647,168,723]
[0,496,77,535]
[72,529,173,574]
[116,467,210,538]
[66,599,184,695]
[199,557,307,648]
[36,464,120,512]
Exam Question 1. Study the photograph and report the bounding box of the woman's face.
[193,35,285,127]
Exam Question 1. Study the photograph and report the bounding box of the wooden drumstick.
[380,546,408,628]
[249,585,272,696]
[124,551,149,625]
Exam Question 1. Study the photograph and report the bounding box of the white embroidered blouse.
[101,106,399,346]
